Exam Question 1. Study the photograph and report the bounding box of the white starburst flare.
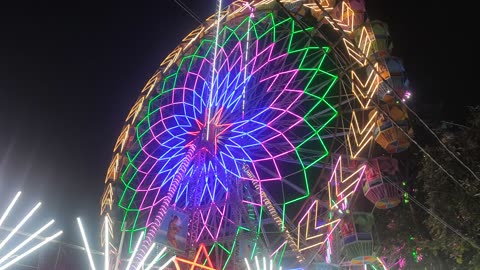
[245,256,283,270]
[77,217,97,270]
[0,191,62,269]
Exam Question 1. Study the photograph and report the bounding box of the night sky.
[0,0,475,250]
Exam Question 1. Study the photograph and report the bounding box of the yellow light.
[104,153,121,183]
[113,124,131,153]
[303,0,334,11]
[325,2,355,33]
[343,26,373,66]
[327,158,366,210]
[140,70,160,96]
[126,97,145,124]
[347,110,377,158]
[297,200,341,252]
[351,63,379,108]
[160,47,183,71]
[101,184,113,214]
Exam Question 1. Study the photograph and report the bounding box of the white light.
[137,243,156,269]
[0,230,62,270]
[145,246,167,270]
[244,258,252,270]
[0,219,55,265]
[255,256,260,270]
[270,259,273,270]
[263,257,267,270]
[125,230,145,270]
[0,202,42,250]
[158,255,176,270]
[0,191,21,227]
[206,0,223,139]
[104,216,109,270]
[77,217,97,270]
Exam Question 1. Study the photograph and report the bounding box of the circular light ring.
[118,12,340,244]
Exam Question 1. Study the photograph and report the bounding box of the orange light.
[174,243,216,270]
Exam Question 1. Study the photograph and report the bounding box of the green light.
[118,10,339,258]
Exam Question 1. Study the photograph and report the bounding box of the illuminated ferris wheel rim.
[101,1,405,269]
[118,6,343,224]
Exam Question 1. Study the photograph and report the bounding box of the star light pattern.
[174,243,215,270]
[118,13,339,250]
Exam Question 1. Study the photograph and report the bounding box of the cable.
[383,176,480,250]
[302,0,479,191]
[401,101,480,183]
[370,99,471,192]
[309,0,480,183]
[172,0,204,25]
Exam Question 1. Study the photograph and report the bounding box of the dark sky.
[0,0,474,249]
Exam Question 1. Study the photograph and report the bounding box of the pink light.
[270,241,287,258]
[135,144,196,267]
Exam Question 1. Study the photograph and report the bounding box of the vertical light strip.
[242,17,251,120]
[136,144,196,263]
[77,217,97,270]
[0,230,63,270]
[263,257,267,270]
[158,256,176,270]
[137,243,156,269]
[0,191,21,227]
[126,230,145,270]
[104,216,109,270]
[145,246,167,270]
[255,256,260,270]
[269,259,273,270]
[0,219,54,265]
[206,0,223,139]
[0,202,42,250]
[244,258,251,270]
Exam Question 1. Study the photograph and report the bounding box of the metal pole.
[53,245,62,270]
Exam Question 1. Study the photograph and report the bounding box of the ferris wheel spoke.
[106,3,393,268]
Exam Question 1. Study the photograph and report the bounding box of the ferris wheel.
[100,1,413,269]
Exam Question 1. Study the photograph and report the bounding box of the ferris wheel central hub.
[195,107,232,155]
